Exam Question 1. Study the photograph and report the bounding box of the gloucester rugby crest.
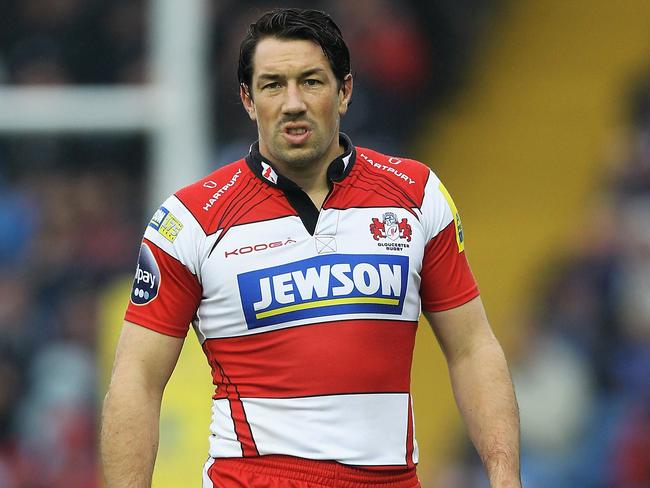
[370,212,412,243]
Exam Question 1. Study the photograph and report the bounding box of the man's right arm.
[101,321,184,488]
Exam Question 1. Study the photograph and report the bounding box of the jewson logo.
[237,254,409,329]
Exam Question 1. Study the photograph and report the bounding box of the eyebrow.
[300,68,326,78]
[256,68,327,82]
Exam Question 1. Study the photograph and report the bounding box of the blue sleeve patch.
[130,243,160,306]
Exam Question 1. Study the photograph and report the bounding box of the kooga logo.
[237,254,408,329]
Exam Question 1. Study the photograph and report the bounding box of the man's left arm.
[424,296,521,488]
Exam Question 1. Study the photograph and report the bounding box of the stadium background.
[0,0,649,487]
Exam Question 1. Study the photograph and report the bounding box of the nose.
[282,82,307,115]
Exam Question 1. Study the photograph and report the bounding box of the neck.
[260,140,346,208]
[283,159,330,194]
[276,154,335,210]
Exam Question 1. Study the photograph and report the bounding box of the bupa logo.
[130,243,160,306]
[237,254,408,329]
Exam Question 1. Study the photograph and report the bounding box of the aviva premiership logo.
[149,206,183,243]
[237,254,409,329]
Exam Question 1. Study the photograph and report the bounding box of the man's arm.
[101,321,184,488]
[424,296,521,488]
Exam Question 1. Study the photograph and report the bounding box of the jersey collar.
[245,133,356,190]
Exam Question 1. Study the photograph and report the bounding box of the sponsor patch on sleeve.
[130,243,160,305]
[438,182,464,252]
[149,206,184,242]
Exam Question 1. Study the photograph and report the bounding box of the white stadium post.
[0,0,211,215]
[0,86,153,132]
[149,0,211,211]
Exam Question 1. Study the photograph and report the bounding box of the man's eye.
[263,82,281,90]
[304,79,321,86]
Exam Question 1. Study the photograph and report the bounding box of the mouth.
[282,124,312,145]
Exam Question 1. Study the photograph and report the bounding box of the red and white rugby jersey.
[125,134,479,471]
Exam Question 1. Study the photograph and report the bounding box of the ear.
[338,74,353,116]
[240,83,257,121]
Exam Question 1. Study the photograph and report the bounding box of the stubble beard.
[266,128,330,171]
[273,143,323,170]
[261,116,340,172]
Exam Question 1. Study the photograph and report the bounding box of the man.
[101,8,521,488]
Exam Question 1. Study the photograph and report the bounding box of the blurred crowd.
[0,2,150,487]
[0,143,145,488]
[436,75,650,488]
[0,1,495,487]
[0,156,143,487]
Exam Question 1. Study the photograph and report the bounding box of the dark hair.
[238,8,351,91]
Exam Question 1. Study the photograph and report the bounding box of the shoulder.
[172,158,257,233]
[355,146,433,188]
[353,146,435,206]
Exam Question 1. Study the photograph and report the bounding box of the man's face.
[241,37,353,172]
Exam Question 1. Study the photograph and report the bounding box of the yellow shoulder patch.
[149,206,184,243]
[438,182,465,252]
[159,213,183,242]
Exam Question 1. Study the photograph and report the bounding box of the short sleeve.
[124,196,203,337]
[419,172,479,312]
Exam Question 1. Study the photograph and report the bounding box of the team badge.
[370,212,412,242]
